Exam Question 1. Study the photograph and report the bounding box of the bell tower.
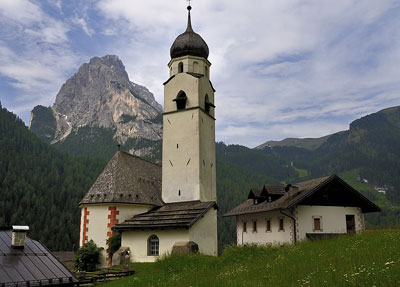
[162,5,216,203]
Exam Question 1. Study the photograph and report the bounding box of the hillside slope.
[105,231,400,287]
[0,103,104,250]
[260,106,400,204]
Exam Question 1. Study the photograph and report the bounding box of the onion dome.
[170,6,209,59]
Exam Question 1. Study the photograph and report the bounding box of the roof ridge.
[117,150,161,167]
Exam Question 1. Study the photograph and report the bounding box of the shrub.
[74,240,103,271]
[106,232,121,258]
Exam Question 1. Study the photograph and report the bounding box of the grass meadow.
[102,230,400,287]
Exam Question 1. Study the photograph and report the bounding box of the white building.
[224,175,380,245]
[79,5,218,265]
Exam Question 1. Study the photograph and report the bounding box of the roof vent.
[12,226,29,249]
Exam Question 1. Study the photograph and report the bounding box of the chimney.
[12,225,29,249]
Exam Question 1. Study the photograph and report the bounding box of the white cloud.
[1,0,400,147]
[72,17,94,36]
[0,0,43,25]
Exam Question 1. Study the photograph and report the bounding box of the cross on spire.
[187,0,192,7]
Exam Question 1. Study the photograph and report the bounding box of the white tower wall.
[162,56,216,203]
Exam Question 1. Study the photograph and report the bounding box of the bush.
[74,240,103,271]
[106,232,121,258]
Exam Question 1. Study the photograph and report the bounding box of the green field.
[102,231,400,287]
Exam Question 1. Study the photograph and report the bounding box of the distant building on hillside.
[224,175,380,245]
[0,226,77,286]
[79,4,218,266]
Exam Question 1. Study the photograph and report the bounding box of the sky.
[0,0,399,148]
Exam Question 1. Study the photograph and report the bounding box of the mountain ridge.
[255,105,400,150]
[29,55,162,161]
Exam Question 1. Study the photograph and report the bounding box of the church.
[78,5,218,265]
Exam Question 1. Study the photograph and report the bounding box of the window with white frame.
[148,235,159,256]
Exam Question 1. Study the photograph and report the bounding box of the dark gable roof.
[79,151,163,206]
[113,201,217,231]
[224,174,381,217]
[248,188,263,199]
[262,185,286,195]
[0,230,77,285]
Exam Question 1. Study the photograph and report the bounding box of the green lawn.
[102,231,400,286]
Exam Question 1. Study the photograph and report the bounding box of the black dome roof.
[170,7,209,59]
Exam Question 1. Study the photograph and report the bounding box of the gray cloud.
[0,0,399,147]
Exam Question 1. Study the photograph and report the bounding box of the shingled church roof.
[113,200,217,231]
[79,151,163,206]
[224,174,380,217]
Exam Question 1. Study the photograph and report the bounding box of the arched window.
[205,66,208,77]
[178,62,184,73]
[148,235,159,256]
[193,61,199,73]
[173,91,187,110]
[205,94,215,114]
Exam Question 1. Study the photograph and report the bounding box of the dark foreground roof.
[79,151,163,206]
[0,230,77,286]
[113,201,217,231]
[224,174,381,217]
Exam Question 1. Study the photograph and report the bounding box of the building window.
[193,61,199,73]
[205,66,208,77]
[205,94,210,113]
[253,220,257,233]
[173,91,187,110]
[178,62,184,73]
[243,221,247,233]
[204,94,214,114]
[313,216,322,231]
[266,219,271,232]
[279,218,284,231]
[148,235,159,256]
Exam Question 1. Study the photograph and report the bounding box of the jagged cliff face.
[29,55,163,161]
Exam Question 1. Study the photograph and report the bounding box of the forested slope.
[0,103,104,250]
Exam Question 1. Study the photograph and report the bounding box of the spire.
[186,5,193,32]
[170,2,209,59]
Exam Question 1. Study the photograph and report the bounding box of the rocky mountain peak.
[30,55,163,160]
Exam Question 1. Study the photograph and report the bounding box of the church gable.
[79,151,162,206]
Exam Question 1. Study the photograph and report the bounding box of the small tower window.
[193,61,199,73]
[205,66,208,77]
[148,235,159,256]
[204,94,214,114]
[173,91,187,110]
[178,62,184,73]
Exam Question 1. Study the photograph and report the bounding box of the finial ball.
[187,5,192,11]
